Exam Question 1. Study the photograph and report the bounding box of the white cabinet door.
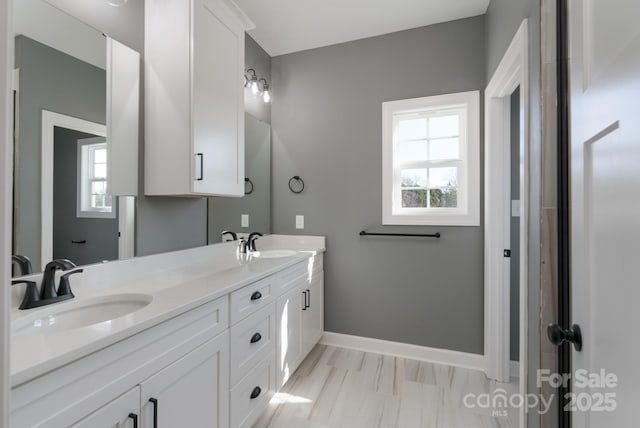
[140,332,230,428]
[192,0,244,196]
[144,0,250,197]
[71,387,140,428]
[276,283,305,389]
[302,272,324,355]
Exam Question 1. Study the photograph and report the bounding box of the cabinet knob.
[250,332,262,344]
[250,291,262,301]
[250,386,262,399]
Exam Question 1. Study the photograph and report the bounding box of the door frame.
[484,17,529,422]
[40,110,135,269]
[0,0,13,423]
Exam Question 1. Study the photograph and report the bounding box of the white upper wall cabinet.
[145,0,254,197]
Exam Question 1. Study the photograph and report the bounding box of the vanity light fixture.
[260,79,271,104]
[244,69,271,104]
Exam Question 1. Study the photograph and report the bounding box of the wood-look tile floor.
[253,345,519,428]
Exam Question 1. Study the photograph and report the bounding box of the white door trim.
[1,0,13,422]
[40,110,135,268]
[484,19,529,427]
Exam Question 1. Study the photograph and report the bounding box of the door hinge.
[503,249,511,258]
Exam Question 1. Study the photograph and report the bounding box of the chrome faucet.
[247,232,263,252]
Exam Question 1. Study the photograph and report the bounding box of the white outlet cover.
[296,215,304,229]
[241,214,249,228]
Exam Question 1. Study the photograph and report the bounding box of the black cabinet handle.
[306,289,311,309]
[250,332,262,344]
[128,413,138,428]
[71,240,86,244]
[250,291,262,301]
[196,153,204,181]
[250,386,262,399]
[149,398,158,428]
[302,290,307,311]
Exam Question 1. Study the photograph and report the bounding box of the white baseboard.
[320,332,486,372]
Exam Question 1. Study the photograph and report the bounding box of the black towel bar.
[359,230,441,238]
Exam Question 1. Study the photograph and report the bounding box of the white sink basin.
[251,249,298,259]
[12,293,153,336]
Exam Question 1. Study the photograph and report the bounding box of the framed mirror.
[208,113,271,243]
[12,0,140,275]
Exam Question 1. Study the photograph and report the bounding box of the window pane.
[402,189,427,208]
[94,163,107,179]
[429,138,459,161]
[91,181,106,195]
[429,167,458,208]
[429,115,459,138]
[401,169,427,188]
[399,118,427,141]
[93,148,107,163]
[399,140,427,162]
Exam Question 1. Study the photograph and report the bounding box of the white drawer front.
[275,257,324,297]
[230,303,275,386]
[230,276,274,325]
[230,354,275,428]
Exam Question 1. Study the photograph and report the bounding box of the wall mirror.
[208,113,271,243]
[12,0,140,276]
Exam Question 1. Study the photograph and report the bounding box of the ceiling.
[235,0,490,56]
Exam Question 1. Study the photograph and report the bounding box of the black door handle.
[196,153,204,181]
[149,398,158,428]
[306,288,310,309]
[302,290,307,311]
[128,413,138,428]
[250,291,262,301]
[250,386,262,399]
[71,240,87,244]
[250,332,262,344]
[547,323,582,351]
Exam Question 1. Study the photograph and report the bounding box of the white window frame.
[77,137,115,219]
[382,91,480,226]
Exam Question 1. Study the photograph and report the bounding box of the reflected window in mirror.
[78,138,114,218]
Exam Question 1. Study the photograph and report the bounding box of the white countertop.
[10,235,325,387]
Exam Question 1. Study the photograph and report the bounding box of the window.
[382,91,480,226]
[77,138,114,218]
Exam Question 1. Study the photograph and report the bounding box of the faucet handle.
[11,280,40,310]
[58,269,83,297]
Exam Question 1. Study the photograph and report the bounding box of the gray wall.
[271,17,486,354]
[53,128,118,265]
[14,35,106,269]
[208,114,271,242]
[510,87,520,362]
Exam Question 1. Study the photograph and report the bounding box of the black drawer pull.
[71,240,86,244]
[149,398,158,428]
[250,291,262,301]
[128,413,138,428]
[250,386,262,399]
[250,332,262,344]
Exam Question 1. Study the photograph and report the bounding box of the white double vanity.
[10,235,325,428]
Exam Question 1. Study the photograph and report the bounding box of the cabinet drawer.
[230,354,275,428]
[230,276,274,325]
[230,303,275,386]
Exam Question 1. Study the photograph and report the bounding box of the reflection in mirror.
[208,114,271,243]
[12,0,140,276]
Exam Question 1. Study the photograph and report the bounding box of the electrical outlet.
[296,215,304,229]
[241,214,249,228]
